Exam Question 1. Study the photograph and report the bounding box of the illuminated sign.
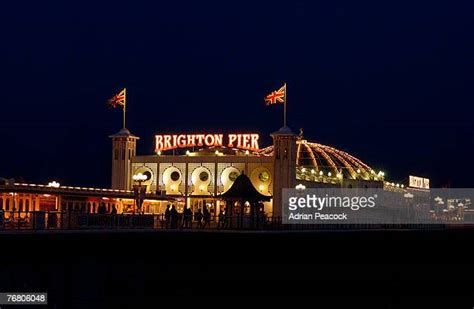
[155,133,260,153]
[409,176,430,189]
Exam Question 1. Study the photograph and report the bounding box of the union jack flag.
[265,84,286,105]
[107,88,126,108]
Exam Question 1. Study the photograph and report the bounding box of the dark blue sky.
[1,0,473,187]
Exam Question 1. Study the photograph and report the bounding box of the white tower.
[271,126,297,217]
[110,128,139,190]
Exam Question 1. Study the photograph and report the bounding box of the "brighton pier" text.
[155,133,260,152]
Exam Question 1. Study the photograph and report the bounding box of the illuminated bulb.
[301,168,306,173]
[48,181,60,188]
[215,150,220,155]
[133,173,147,181]
[258,184,264,192]
[186,150,190,155]
[295,184,306,191]
[157,151,162,156]
[396,184,400,188]
[319,171,323,176]
[328,172,332,177]
[245,150,250,155]
[311,169,315,174]
[401,184,404,188]
[357,169,361,174]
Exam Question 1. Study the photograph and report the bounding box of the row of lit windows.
[0,197,35,212]
[0,198,119,213]
[61,201,118,213]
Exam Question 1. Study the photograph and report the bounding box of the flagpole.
[283,83,287,127]
[123,88,127,129]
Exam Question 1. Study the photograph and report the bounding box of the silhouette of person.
[0,208,4,228]
[98,203,106,214]
[164,204,171,228]
[170,205,178,229]
[218,209,225,229]
[195,207,203,228]
[183,206,192,229]
[203,206,211,228]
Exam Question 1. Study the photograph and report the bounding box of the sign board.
[409,176,430,189]
[155,133,260,153]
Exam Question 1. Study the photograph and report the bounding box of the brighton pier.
[0,117,454,231]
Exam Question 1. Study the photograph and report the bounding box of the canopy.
[220,173,271,202]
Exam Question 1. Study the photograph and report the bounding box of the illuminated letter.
[196,134,205,146]
[228,134,237,148]
[155,135,164,152]
[236,134,242,148]
[205,134,215,146]
[214,134,223,147]
[187,135,196,147]
[242,134,250,149]
[172,135,178,149]
[177,135,187,148]
[251,134,259,150]
[164,135,172,150]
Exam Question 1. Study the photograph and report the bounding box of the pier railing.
[0,210,448,231]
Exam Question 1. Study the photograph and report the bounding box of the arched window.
[25,200,30,212]
[6,199,10,211]
[19,200,23,211]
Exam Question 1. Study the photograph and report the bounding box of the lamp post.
[458,202,465,221]
[48,181,61,212]
[434,196,445,221]
[132,173,147,214]
[404,192,414,223]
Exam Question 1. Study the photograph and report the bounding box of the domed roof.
[259,140,383,182]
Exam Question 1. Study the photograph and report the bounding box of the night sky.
[1,0,473,188]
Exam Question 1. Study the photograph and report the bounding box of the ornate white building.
[111,125,392,217]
